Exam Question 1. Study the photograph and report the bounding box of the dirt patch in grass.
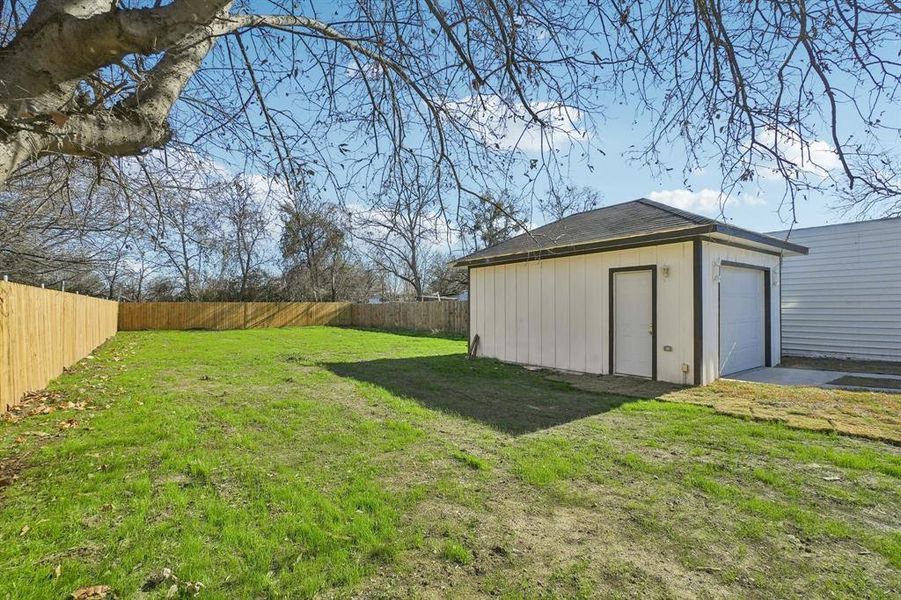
[0,452,25,494]
[783,355,901,376]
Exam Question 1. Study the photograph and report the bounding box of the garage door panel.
[719,266,765,375]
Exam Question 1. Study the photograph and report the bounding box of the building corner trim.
[693,239,703,385]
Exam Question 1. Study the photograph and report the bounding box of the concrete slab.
[724,366,901,392]
[725,367,838,386]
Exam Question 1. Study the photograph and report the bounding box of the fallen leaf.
[185,581,205,595]
[20,525,30,536]
[71,585,111,600]
[53,564,62,579]
[58,418,79,430]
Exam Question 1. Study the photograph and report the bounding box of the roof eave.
[454,223,808,268]
[453,225,716,268]
[711,224,809,255]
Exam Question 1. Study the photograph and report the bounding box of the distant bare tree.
[146,184,223,301]
[425,254,468,298]
[0,158,125,289]
[460,191,526,251]
[356,159,441,299]
[280,202,350,301]
[542,186,602,221]
[117,243,156,301]
[220,177,272,299]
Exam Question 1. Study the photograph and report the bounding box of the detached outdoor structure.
[456,199,808,385]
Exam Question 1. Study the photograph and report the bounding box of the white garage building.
[772,217,901,362]
[455,199,808,385]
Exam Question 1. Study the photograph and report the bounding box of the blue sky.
[456,95,860,234]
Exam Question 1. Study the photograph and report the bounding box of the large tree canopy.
[0,0,899,218]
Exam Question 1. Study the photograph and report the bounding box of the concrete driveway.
[725,366,901,393]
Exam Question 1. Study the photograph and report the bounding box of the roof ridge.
[539,198,647,224]
[635,198,714,225]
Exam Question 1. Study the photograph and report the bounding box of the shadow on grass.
[336,326,467,341]
[323,353,639,435]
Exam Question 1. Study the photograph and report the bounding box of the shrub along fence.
[0,281,118,411]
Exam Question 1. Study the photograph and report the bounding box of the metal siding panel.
[528,262,542,365]
[655,242,692,383]
[514,263,529,364]
[505,265,518,362]
[470,268,482,350]
[482,267,496,359]
[778,219,901,360]
[569,256,587,372]
[554,259,571,369]
[494,265,507,361]
[584,254,605,374]
[540,260,556,367]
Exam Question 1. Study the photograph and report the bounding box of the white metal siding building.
[773,218,901,361]
[457,200,806,385]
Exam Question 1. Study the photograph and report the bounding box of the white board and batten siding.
[699,241,781,385]
[469,241,695,385]
[775,218,901,361]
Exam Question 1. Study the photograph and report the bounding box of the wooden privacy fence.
[118,302,353,330]
[350,302,468,335]
[0,281,118,411]
[119,300,469,335]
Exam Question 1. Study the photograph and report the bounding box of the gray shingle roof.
[455,198,806,267]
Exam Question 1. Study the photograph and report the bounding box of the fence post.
[0,281,9,411]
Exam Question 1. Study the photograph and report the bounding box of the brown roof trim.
[455,223,807,268]
[713,223,808,255]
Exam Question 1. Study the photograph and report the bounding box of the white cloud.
[440,94,585,153]
[754,129,841,180]
[345,60,384,81]
[647,188,765,215]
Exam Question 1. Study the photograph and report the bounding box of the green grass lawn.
[0,328,898,598]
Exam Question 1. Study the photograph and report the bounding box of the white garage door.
[719,266,766,376]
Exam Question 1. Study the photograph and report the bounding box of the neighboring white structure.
[456,199,807,385]
[772,218,901,362]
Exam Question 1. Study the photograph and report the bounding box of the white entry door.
[719,266,766,375]
[613,270,654,377]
